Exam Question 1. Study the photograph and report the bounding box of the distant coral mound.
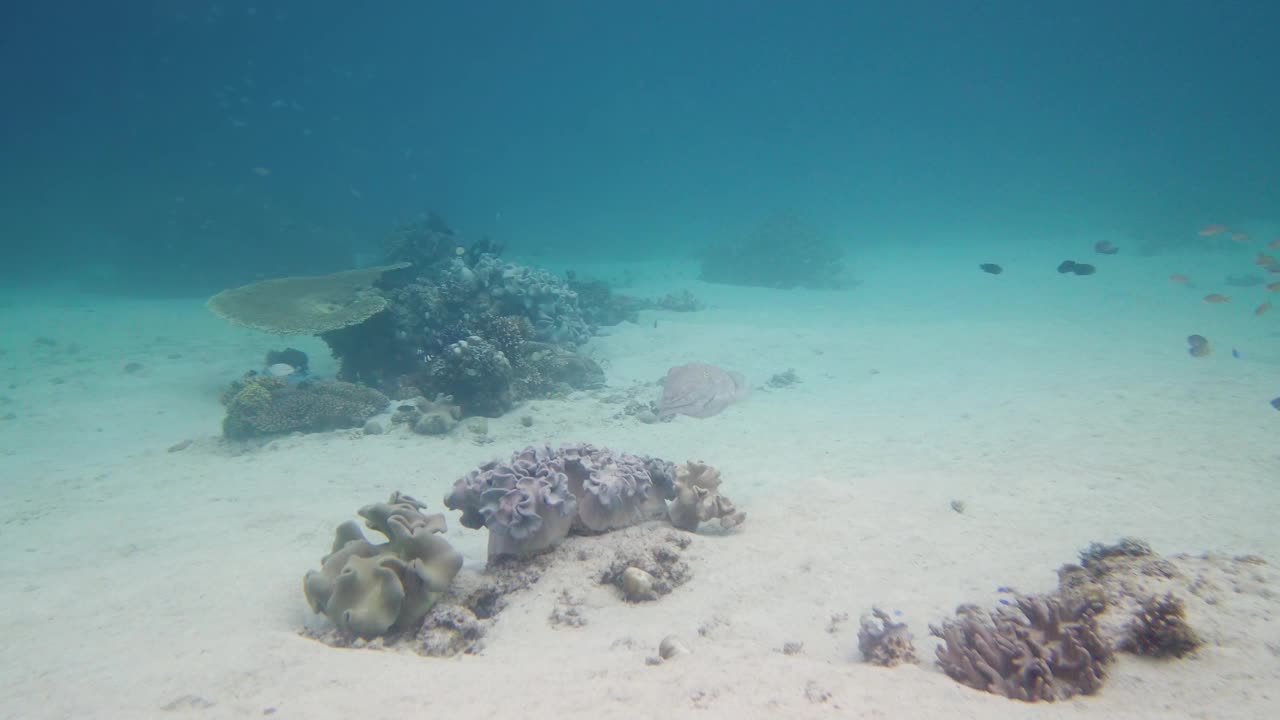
[220,373,388,439]
[699,211,853,290]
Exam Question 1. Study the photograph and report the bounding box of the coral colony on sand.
[848,539,1227,703]
[206,212,704,436]
[303,446,745,647]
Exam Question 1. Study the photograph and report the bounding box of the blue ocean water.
[4,1,1278,292]
[3,2,1280,717]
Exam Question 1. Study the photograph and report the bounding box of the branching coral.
[303,493,463,639]
[930,594,1111,702]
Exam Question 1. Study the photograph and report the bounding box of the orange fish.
[1198,224,1228,236]
[1169,273,1190,284]
[1267,282,1280,291]
[1256,253,1278,267]
[1268,238,1280,249]
[1257,302,1272,316]
[1231,231,1251,242]
[1203,294,1230,303]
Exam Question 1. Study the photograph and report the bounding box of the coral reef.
[207,213,599,419]
[1121,594,1201,658]
[318,217,596,414]
[206,262,411,334]
[930,593,1111,702]
[669,461,745,532]
[220,373,388,439]
[303,493,463,639]
[426,334,515,416]
[443,444,678,560]
[857,608,917,666]
[568,277,640,326]
[699,211,853,290]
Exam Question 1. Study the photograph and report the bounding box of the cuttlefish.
[658,362,749,419]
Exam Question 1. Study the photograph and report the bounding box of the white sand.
[2,250,1279,719]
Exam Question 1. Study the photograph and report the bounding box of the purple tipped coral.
[445,446,578,560]
[444,444,676,560]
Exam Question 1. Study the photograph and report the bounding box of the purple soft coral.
[445,443,675,559]
[444,446,578,559]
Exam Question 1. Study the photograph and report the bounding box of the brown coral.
[1120,594,1201,658]
[669,461,745,532]
[221,374,388,439]
[858,608,917,666]
[930,594,1112,702]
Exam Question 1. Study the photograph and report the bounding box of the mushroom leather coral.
[304,493,462,639]
[669,461,745,532]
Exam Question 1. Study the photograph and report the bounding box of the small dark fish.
[1271,397,1280,411]
[1057,260,1077,274]
[979,263,1003,275]
[1071,263,1096,276]
[1232,348,1241,359]
[1094,240,1119,255]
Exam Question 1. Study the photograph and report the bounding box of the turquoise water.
[3,3,1279,718]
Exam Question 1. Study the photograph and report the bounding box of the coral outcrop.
[930,593,1111,702]
[443,444,679,560]
[220,373,388,439]
[1121,593,1201,658]
[669,461,745,532]
[208,213,599,420]
[316,216,597,413]
[858,608,917,666]
[303,493,463,639]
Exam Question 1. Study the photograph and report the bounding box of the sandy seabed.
[2,250,1279,720]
